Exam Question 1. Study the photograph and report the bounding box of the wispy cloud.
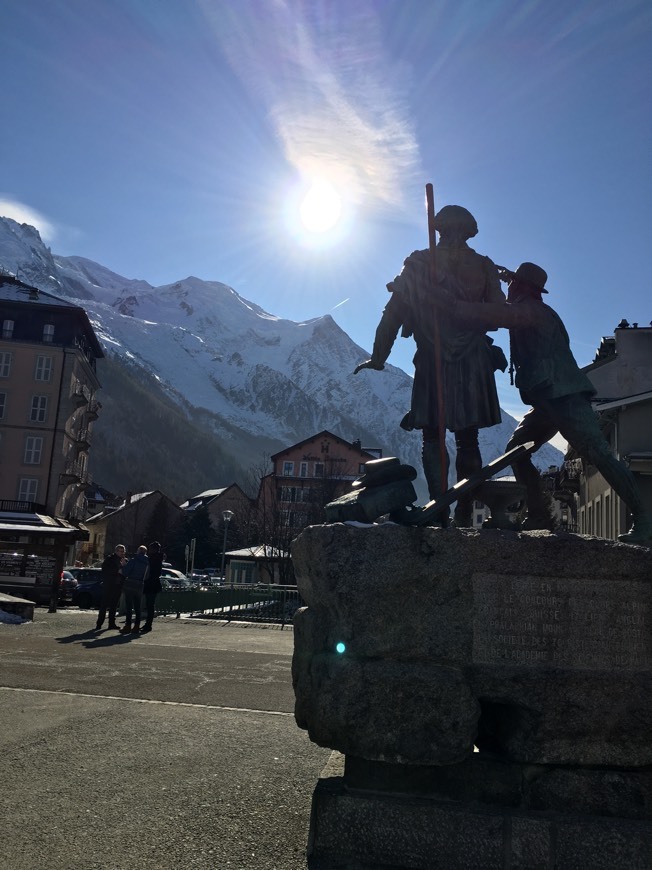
[0,197,56,243]
[200,0,421,213]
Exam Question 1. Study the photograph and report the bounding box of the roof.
[225,545,288,560]
[0,274,104,357]
[0,511,87,538]
[84,491,157,523]
[0,274,75,307]
[180,487,228,510]
[271,429,380,461]
[593,389,652,412]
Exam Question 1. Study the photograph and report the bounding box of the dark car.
[71,568,104,609]
[59,570,78,603]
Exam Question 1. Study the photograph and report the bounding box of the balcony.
[75,428,90,451]
[71,387,90,407]
[60,460,84,484]
[85,401,101,421]
[0,499,47,513]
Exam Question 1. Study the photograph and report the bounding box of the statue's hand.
[354,359,384,375]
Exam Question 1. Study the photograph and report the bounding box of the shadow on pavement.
[56,629,138,647]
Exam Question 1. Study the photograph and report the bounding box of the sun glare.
[299,178,342,233]
[282,172,352,250]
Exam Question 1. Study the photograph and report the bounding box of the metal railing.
[0,499,47,513]
[154,584,304,628]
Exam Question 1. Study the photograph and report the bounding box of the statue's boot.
[619,513,652,545]
[422,436,450,524]
[511,454,555,531]
[453,429,482,526]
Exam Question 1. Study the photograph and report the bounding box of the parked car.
[71,568,104,609]
[59,570,78,602]
[198,576,223,590]
[160,567,197,590]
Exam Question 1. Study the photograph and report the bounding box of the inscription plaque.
[473,574,651,670]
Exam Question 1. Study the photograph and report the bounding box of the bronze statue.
[452,262,652,544]
[354,205,506,525]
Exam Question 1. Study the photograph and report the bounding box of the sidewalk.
[0,608,328,870]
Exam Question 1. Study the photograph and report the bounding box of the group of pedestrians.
[95,540,164,635]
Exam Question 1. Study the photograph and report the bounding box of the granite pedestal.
[292,525,652,869]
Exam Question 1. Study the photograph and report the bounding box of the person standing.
[96,544,126,631]
[119,545,150,634]
[354,205,506,524]
[141,541,164,634]
[452,262,652,543]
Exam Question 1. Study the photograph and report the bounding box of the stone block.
[292,525,652,768]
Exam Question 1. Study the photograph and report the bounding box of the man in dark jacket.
[120,545,150,634]
[141,541,164,634]
[96,544,126,630]
[354,205,506,525]
[453,262,651,543]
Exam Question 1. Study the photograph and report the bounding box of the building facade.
[577,320,652,539]
[83,490,185,561]
[262,430,381,531]
[0,275,103,521]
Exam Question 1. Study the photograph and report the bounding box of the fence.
[154,584,304,628]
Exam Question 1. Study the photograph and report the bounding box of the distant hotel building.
[0,274,103,520]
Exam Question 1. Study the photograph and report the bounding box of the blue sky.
[1,0,650,424]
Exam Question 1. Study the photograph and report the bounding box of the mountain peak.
[0,218,563,496]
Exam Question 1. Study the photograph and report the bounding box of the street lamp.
[221,509,234,587]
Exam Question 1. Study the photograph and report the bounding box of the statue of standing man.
[355,205,507,525]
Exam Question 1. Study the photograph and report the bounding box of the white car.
[160,567,196,590]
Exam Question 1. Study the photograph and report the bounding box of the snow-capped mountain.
[0,216,562,497]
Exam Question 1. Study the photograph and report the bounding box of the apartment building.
[0,275,103,520]
[261,430,381,531]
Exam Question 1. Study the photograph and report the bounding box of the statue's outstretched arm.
[354,301,402,374]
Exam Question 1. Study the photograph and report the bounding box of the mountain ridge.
[0,216,563,498]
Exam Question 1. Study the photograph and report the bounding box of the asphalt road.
[0,608,330,870]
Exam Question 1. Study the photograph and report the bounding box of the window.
[282,461,294,477]
[18,478,39,502]
[314,462,324,477]
[43,323,55,342]
[0,352,12,377]
[231,562,255,584]
[299,462,308,478]
[35,355,53,382]
[476,514,484,526]
[0,392,5,420]
[29,395,48,423]
[24,436,43,464]
[2,319,14,338]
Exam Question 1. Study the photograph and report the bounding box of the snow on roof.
[180,487,228,509]
[225,545,288,560]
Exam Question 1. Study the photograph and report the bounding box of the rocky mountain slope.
[0,216,562,499]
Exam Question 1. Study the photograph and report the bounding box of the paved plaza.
[0,608,329,869]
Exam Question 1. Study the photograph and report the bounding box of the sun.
[299,178,343,234]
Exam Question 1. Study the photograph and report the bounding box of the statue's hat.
[499,262,548,293]
[514,262,548,293]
